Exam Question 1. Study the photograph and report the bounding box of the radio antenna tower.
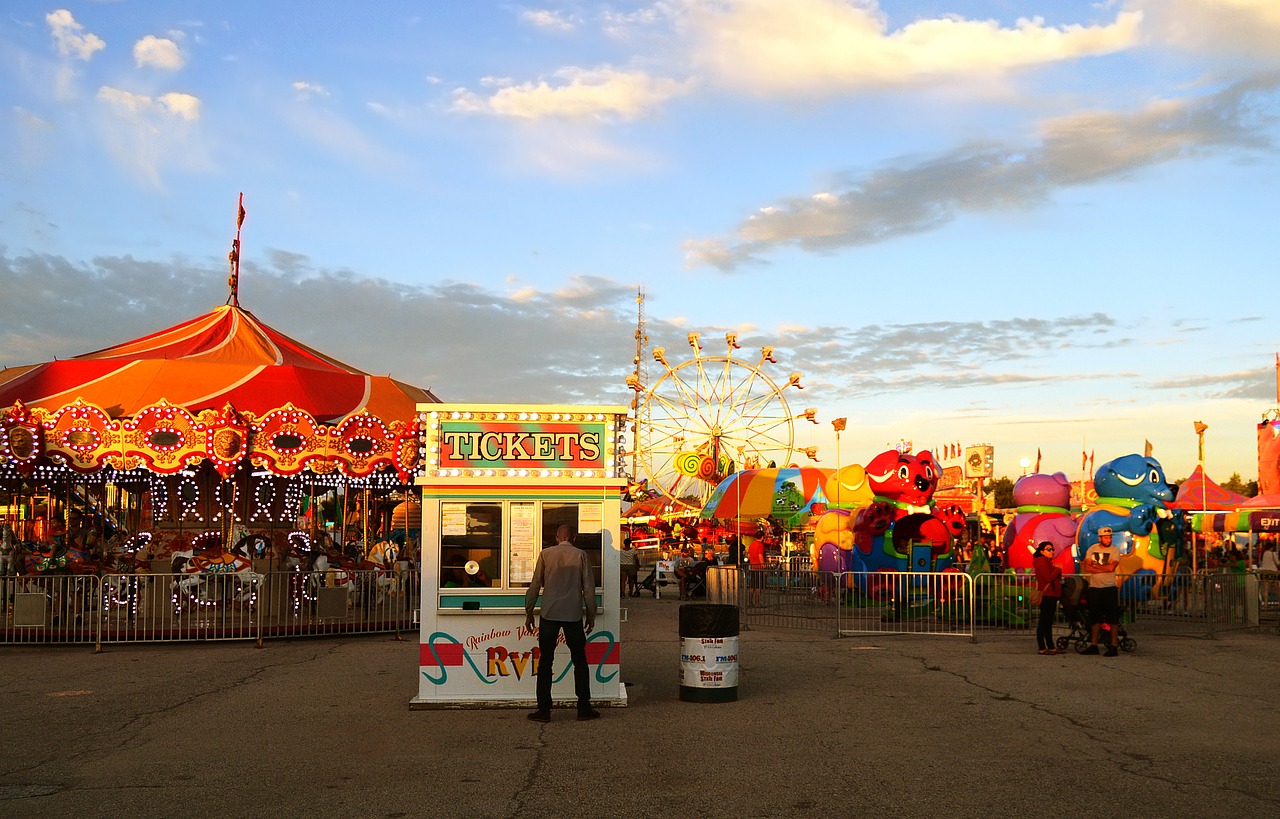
[629,287,649,480]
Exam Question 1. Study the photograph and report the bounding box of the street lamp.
[1019,456,1031,476]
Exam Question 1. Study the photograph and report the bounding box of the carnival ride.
[0,200,433,641]
[625,332,817,516]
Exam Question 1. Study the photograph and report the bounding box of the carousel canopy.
[0,304,438,479]
[0,304,437,424]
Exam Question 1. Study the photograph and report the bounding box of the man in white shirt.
[1082,526,1123,656]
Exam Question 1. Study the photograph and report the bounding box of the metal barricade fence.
[2,574,100,646]
[2,568,419,647]
[835,571,975,639]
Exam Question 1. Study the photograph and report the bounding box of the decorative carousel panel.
[42,400,117,472]
[333,410,396,476]
[392,419,422,480]
[249,404,329,476]
[116,401,208,474]
[1,400,44,471]
[198,403,250,478]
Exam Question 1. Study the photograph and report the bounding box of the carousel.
[0,199,437,644]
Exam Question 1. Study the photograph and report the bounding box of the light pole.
[1019,456,1031,476]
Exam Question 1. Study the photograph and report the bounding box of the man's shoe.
[1082,645,1100,655]
[527,710,551,723]
[577,709,602,721]
[1104,646,1119,657]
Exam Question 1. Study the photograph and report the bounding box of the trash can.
[679,603,740,702]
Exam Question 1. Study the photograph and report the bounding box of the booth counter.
[410,404,628,709]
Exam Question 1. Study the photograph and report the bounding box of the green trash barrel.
[679,603,740,702]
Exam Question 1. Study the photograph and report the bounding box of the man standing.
[1083,526,1123,656]
[524,524,599,722]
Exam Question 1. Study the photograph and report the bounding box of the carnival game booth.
[0,289,439,644]
[412,404,627,709]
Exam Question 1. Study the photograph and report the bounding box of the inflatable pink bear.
[1002,472,1077,574]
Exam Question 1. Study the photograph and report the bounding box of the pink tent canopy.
[1171,465,1248,511]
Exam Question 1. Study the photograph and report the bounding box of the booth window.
[543,502,603,589]
[440,502,500,588]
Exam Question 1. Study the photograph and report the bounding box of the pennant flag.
[1144,439,1153,457]
[237,192,247,228]
[1089,450,1095,472]
[1034,448,1041,472]
[1082,450,1088,471]
[832,417,847,432]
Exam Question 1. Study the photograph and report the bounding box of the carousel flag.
[1144,439,1153,457]
[1034,448,1041,472]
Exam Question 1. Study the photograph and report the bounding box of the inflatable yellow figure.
[812,464,874,569]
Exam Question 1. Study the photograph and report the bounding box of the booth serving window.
[437,500,604,592]
[440,502,501,588]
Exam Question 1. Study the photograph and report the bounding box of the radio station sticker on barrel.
[679,636,739,688]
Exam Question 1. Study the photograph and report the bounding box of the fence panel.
[259,568,417,638]
[729,566,840,631]
[835,571,974,639]
[102,571,262,643]
[1,574,100,645]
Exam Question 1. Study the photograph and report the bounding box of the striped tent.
[0,304,437,424]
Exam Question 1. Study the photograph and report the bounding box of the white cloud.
[95,87,208,188]
[521,8,577,32]
[46,9,105,61]
[683,0,1143,96]
[1128,0,1280,64]
[98,87,201,121]
[133,35,184,70]
[292,81,330,99]
[452,66,694,121]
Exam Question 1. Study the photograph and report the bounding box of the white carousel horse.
[170,531,263,611]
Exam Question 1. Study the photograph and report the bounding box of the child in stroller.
[1056,575,1135,653]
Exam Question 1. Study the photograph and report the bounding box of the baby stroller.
[1056,575,1136,653]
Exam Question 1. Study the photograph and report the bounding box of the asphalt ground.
[2,595,1279,819]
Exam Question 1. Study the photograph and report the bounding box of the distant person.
[524,525,598,723]
[1259,542,1279,605]
[1082,527,1122,656]
[747,536,766,606]
[619,538,640,597]
[1032,541,1063,655]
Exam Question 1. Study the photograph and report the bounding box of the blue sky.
[2,0,1279,485]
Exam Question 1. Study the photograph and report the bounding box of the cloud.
[1130,0,1280,64]
[98,87,201,121]
[95,87,207,187]
[133,35,184,70]
[687,76,1279,270]
[278,100,410,177]
[46,9,105,61]
[683,0,1142,96]
[521,8,578,32]
[0,249,1143,409]
[292,81,330,99]
[452,66,694,121]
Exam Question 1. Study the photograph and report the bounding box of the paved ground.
[2,595,1278,818]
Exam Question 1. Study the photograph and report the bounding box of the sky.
[2,0,1279,490]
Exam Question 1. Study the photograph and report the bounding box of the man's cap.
[1098,526,1113,536]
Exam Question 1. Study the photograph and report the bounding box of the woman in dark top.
[1032,541,1064,655]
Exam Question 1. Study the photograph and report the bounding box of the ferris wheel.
[626,331,818,513]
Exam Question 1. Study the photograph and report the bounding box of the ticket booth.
[410,403,628,709]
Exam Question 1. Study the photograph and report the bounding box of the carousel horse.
[1,523,17,576]
[170,531,263,611]
[283,531,342,612]
[356,537,402,607]
[100,531,153,613]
